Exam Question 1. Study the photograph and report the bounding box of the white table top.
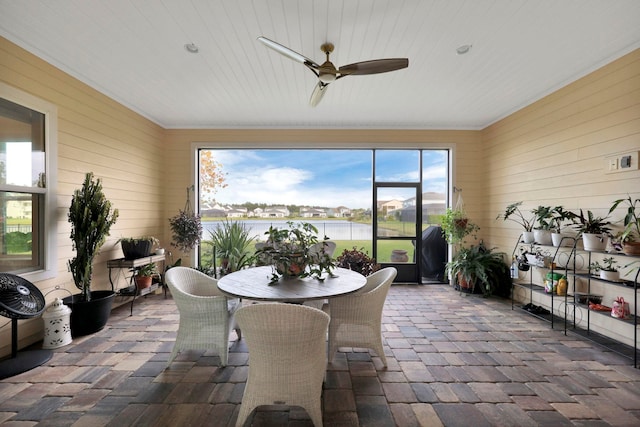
[217,266,366,302]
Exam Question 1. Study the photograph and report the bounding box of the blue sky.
[206,149,447,209]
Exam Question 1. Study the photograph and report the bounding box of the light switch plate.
[605,151,639,174]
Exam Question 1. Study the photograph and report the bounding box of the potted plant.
[169,186,202,253]
[256,221,335,284]
[550,206,574,247]
[133,263,158,289]
[335,246,381,276]
[117,236,159,260]
[531,205,553,245]
[65,172,119,336]
[609,195,640,255]
[590,257,620,282]
[208,220,256,275]
[496,202,536,243]
[567,209,612,251]
[445,242,510,297]
[440,207,479,245]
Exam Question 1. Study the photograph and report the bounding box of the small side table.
[107,254,166,315]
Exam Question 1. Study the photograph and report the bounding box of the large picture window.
[196,147,449,283]
[0,84,57,279]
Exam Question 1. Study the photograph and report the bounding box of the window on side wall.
[0,84,57,280]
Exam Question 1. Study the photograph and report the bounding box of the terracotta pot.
[454,218,468,228]
[135,275,153,289]
[622,241,640,256]
[276,253,307,278]
[390,249,409,263]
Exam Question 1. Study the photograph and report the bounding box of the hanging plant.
[441,190,479,245]
[169,186,202,252]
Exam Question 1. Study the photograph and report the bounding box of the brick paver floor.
[1,284,640,426]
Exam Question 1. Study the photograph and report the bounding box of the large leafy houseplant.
[68,172,119,302]
[445,242,510,297]
[256,221,335,284]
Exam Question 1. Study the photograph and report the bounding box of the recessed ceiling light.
[456,44,472,55]
[184,43,199,53]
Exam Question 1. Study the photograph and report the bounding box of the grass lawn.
[333,240,415,262]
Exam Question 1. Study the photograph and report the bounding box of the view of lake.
[202,220,372,241]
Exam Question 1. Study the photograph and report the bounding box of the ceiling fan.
[257,36,409,107]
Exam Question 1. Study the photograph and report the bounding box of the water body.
[202,220,372,241]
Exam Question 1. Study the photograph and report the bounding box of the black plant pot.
[120,240,152,260]
[63,290,115,337]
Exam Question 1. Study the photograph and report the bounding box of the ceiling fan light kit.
[257,36,408,106]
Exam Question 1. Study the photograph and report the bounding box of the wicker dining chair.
[327,267,397,367]
[165,267,241,367]
[235,303,330,427]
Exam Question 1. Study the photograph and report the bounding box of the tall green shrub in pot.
[68,172,119,301]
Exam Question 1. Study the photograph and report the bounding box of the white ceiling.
[1,0,639,130]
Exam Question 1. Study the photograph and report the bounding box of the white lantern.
[42,298,72,349]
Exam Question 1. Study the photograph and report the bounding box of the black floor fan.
[0,273,52,379]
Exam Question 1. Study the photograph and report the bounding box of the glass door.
[373,150,422,283]
[374,184,420,282]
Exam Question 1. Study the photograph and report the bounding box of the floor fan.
[0,273,52,379]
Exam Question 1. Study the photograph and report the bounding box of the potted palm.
[568,209,612,251]
[65,172,119,336]
[609,195,640,255]
[496,202,536,243]
[208,220,256,275]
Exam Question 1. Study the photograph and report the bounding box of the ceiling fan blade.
[338,58,408,77]
[257,36,319,71]
[309,82,329,107]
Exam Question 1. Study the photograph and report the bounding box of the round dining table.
[217,266,366,303]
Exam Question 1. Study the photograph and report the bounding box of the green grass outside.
[333,240,415,263]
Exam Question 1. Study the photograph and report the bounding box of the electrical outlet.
[605,151,639,174]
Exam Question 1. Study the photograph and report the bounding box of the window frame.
[0,82,58,281]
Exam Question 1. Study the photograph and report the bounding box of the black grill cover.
[420,226,447,282]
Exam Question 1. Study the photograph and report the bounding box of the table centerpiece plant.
[256,221,335,284]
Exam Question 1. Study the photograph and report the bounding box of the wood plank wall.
[0,37,166,355]
[482,49,640,255]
